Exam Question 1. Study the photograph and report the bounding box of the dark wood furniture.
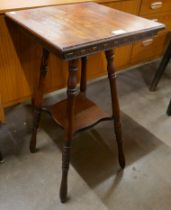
[167,99,171,116]
[150,39,171,91]
[0,154,2,162]
[5,2,164,203]
[0,151,3,163]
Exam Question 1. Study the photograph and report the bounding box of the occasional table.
[5,2,164,203]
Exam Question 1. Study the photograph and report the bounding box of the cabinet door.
[130,32,168,65]
[130,12,171,65]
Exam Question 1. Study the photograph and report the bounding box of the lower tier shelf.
[47,94,113,133]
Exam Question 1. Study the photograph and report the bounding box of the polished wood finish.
[6,3,164,60]
[48,94,111,132]
[49,53,121,202]
[60,59,78,203]
[60,140,71,203]
[150,39,171,91]
[5,2,164,202]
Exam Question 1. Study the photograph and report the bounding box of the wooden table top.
[5,2,165,60]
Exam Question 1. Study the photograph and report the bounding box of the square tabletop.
[5,2,165,60]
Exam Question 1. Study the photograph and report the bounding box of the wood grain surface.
[6,2,164,59]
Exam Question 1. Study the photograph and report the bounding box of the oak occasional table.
[5,2,164,203]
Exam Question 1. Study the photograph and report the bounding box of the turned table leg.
[60,59,78,203]
[80,57,88,95]
[30,48,49,153]
[105,50,125,169]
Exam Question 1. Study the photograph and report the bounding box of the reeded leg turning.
[105,50,125,169]
[30,49,49,153]
[60,59,78,203]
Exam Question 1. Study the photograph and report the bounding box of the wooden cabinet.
[0,15,41,107]
[131,0,171,65]
[130,32,168,64]
[140,0,171,15]
[103,0,140,14]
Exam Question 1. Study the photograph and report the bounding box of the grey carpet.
[0,61,171,210]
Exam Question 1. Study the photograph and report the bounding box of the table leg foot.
[60,142,71,203]
[0,152,4,163]
[30,133,38,153]
[30,108,41,153]
[114,122,125,169]
[167,99,171,116]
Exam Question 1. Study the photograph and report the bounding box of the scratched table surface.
[5,2,165,59]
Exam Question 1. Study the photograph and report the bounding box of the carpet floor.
[0,61,171,210]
